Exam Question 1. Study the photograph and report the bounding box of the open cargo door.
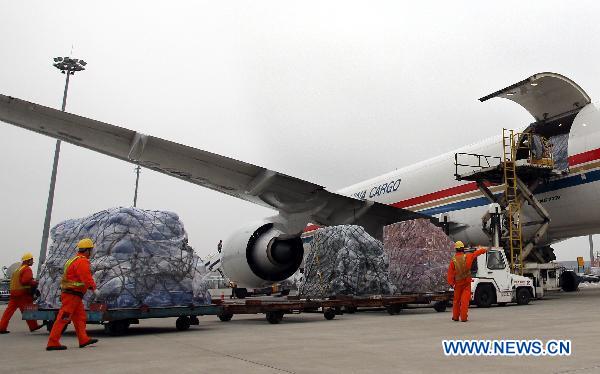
[479,72,591,122]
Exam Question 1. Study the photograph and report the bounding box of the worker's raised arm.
[473,248,488,257]
[75,258,97,291]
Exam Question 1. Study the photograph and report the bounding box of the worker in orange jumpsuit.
[0,252,44,333]
[46,238,99,351]
[447,241,487,322]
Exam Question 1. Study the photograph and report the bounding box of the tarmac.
[0,286,599,374]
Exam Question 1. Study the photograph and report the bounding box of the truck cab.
[468,247,535,307]
[0,279,9,301]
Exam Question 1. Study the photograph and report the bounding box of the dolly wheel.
[323,308,336,320]
[189,316,200,325]
[218,313,233,322]
[105,320,130,336]
[386,305,402,315]
[176,316,191,331]
[433,301,447,313]
[266,311,284,324]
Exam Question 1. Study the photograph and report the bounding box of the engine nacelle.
[221,221,304,288]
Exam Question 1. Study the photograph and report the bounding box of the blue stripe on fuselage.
[418,168,600,216]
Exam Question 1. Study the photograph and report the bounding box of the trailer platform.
[215,292,452,323]
[23,304,223,335]
[22,292,452,333]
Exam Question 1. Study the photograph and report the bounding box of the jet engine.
[221,221,304,288]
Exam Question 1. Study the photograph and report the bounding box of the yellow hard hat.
[454,241,465,250]
[77,238,95,250]
[21,252,34,262]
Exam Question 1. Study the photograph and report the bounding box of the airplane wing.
[0,94,429,237]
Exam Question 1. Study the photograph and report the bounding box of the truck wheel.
[105,320,130,336]
[433,301,447,312]
[46,320,69,334]
[516,288,532,305]
[560,271,580,292]
[474,285,494,308]
[386,305,402,315]
[176,316,191,331]
[218,313,233,322]
[266,311,284,324]
[323,308,336,320]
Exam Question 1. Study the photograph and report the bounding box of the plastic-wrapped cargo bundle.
[549,133,569,171]
[37,207,211,309]
[531,133,569,171]
[299,225,395,298]
[383,219,454,293]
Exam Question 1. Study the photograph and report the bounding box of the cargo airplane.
[1,72,598,288]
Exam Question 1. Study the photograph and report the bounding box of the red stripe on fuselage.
[304,147,600,233]
[303,224,321,233]
[568,148,600,167]
[391,182,480,209]
[392,147,600,210]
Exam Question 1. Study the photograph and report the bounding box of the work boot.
[46,345,67,351]
[452,318,459,322]
[0,330,9,334]
[79,338,99,348]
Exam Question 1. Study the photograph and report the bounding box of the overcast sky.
[1,1,600,272]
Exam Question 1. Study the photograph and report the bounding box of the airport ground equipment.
[22,292,453,331]
[455,129,556,273]
[469,247,536,307]
[455,135,580,301]
[522,262,579,297]
[215,292,453,323]
[0,280,9,301]
[22,304,223,335]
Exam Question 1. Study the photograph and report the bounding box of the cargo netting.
[299,225,395,298]
[383,219,454,293]
[37,207,211,309]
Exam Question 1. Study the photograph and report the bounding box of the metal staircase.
[502,129,524,273]
[454,129,556,274]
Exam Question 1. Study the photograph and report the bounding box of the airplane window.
[487,251,506,270]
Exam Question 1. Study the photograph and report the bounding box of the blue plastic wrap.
[37,207,211,309]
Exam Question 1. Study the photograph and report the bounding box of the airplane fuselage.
[338,102,600,247]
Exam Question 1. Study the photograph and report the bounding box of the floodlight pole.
[38,57,86,274]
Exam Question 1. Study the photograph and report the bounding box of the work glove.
[92,289,100,300]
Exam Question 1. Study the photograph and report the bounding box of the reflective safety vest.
[452,254,470,281]
[10,265,30,292]
[60,256,86,290]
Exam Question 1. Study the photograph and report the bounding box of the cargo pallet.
[22,292,452,334]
